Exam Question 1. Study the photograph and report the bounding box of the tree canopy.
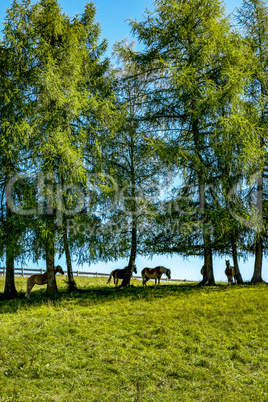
[1,0,267,298]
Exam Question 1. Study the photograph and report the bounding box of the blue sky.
[1,0,267,282]
[1,0,242,51]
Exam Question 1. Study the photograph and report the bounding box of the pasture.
[0,276,267,401]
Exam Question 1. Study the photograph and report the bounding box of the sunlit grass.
[0,276,267,401]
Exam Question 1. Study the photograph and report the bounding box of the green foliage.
[2,0,268,292]
[0,0,119,295]
[0,277,267,400]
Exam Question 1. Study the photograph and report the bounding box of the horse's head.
[55,265,64,275]
[166,268,171,279]
[225,260,230,268]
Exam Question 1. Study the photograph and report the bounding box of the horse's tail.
[107,272,113,284]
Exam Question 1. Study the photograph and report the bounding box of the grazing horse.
[25,265,64,299]
[141,266,171,288]
[107,265,137,287]
[225,260,236,284]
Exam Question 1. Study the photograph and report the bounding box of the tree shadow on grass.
[0,281,246,314]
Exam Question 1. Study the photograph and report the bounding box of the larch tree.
[130,0,249,284]
[237,0,268,283]
[32,0,119,297]
[2,0,117,298]
[106,40,164,287]
[29,0,89,298]
[0,0,34,299]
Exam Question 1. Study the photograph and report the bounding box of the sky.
[1,0,267,282]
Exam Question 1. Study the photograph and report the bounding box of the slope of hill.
[0,277,267,401]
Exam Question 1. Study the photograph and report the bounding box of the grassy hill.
[0,276,267,401]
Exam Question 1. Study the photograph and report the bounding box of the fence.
[0,267,191,283]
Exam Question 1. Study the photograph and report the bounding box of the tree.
[98,40,164,287]
[0,0,34,298]
[1,0,117,298]
[130,0,249,284]
[237,0,268,283]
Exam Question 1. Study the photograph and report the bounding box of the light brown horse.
[107,265,137,287]
[141,266,171,288]
[225,260,236,284]
[25,265,64,299]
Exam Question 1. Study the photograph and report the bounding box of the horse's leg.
[25,277,35,299]
[142,275,146,287]
[25,278,30,298]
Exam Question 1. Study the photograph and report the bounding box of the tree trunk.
[192,116,215,287]
[63,221,77,292]
[251,171,264,283]
[46,220,58,298]
[3,201,17,299]
[120,217,137,287]
[251,236,263,283]
[198,237,215,286]
[204,240,215,285]
[231,235,243,284]
[4,244,17,299]
[120,128,137,288]
[197,182,215,286]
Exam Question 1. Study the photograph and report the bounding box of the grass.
[0,276,267,401]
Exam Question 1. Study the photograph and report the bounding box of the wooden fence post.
[22,267,24,277]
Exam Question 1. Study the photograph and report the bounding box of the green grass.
[0,276,267,401]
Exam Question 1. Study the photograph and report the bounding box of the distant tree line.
[0,0,267,299]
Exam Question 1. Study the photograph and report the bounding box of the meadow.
[0,276,267,401]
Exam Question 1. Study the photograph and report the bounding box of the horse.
[201,265,204,276]
[107,265,137,287]
[225,260,236,285]
[25,265,65,299]
[141,266,171,288]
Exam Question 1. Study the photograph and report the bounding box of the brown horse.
[25,265,64,299]
[141,266,171,288]
[107,265,137,287]
[201,265,204,276]
[225,260,236,284]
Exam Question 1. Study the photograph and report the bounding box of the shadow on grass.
[0,281,250,313]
